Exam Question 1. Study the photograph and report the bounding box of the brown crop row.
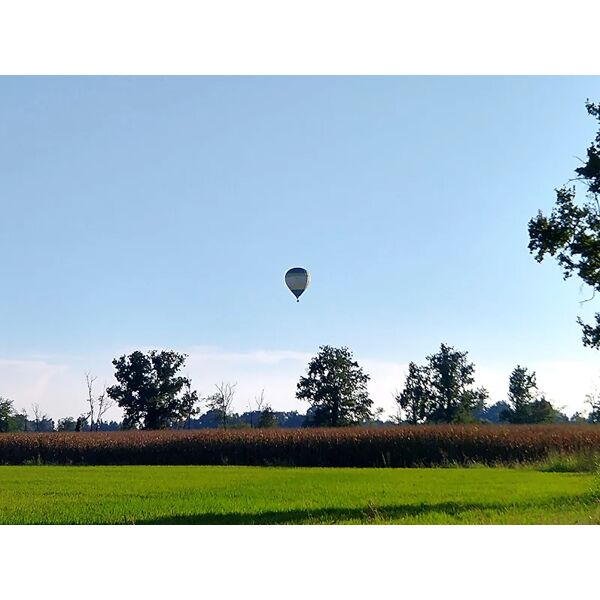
[1,425,600,467]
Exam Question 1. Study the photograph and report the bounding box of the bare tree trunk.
[84,374,113,431]
[211,382,236,429]
[32,403,42,432]
[85,373,97,432]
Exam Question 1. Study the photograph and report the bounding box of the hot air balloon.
[285,267,310,302]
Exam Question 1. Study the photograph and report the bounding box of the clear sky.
[2,76,600,420]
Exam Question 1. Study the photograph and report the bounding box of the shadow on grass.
[134,494,595,525]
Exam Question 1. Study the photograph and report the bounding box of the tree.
[425,343,488,423]
[500,365,539,424]
[296,345,374,427]
[0,400,30,432]
[528,101,600,348]
[84,373,115,431]
[257,403,277,428]
[31,403,54,432]
[57,417,77,432]
[395,362,431,424]
[570,411,588,424]
[246,390,277,429]
[31,402,43,432]
[106,350,199,430]
[585,384,600,423]
[553,406,570,423]
[247,389,266,429]
[366,406,385,426]
[0,397,16,432]
[179,381,200,429]
[500,366,558,424]
[11,410,29,432]
[528,397,557,424]
[474,401,511,424]
[206,382,236,429]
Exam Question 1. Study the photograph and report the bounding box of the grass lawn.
[0,465,598,524]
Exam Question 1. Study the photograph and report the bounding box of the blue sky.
[1,76,600,418]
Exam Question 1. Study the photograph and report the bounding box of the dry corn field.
[2,425,600,467]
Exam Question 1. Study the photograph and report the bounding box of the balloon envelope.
[285,267,310,301]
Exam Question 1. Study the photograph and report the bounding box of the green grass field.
[1,466,599,524]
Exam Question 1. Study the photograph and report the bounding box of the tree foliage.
[57,417,78,432]
[425,344,488,423]
[30,403,54,432]
[395,344,488,424]
[297,345,374,427]
[500,365,539,424]
[500,365,557,424]
[395,362,431,424]
[528,101,600,347]
[527,398,557,424]
[472,401,510,424]
[0,398,15,433]
[107,350,199,430]
[0,398,29,432]
[257,403,277,428]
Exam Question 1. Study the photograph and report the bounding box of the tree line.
[1,343,599,432]
[299,343,597,426]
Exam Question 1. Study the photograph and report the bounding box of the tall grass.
[536,450,600,473]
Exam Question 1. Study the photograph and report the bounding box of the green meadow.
[0,465,598,524]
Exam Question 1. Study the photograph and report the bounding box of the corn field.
[1,425,600,467]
